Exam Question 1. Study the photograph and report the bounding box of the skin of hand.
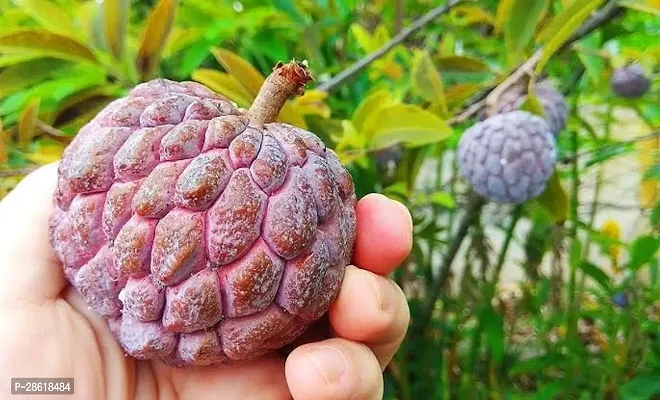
[0,163,413,400]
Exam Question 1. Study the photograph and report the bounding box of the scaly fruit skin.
[48,78,357,367]
[611,64,650,99]
[458,111,557,204]
[482,80,568,138]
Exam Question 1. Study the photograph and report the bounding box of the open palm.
[0,163,412,400]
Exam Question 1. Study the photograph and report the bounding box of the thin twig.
[316,0,463,92]
[35,120,73,144]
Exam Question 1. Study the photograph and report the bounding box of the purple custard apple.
[480,80,568,138]
[611,63,651,99]
[48,61,357,367]
[458,110,557,204]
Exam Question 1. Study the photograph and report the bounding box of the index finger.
[0,163,65,305]
[352,193,413,276]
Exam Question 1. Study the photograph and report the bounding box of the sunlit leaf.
[519,90,546,117]
[350,23,377,53]
[534,169,568,224]
[277,103,307,129]
[436,55,491,73]
[12,0,77,38]
[411,50,447,115]
[481,306,504,364]
[211,48,266,98]
[25,141,64,164]
[495,0,514,33]
[0,30,97,64]
[428,191,455,209]
[18,98,40,151]
[291,90,330,119]
[102,0,129,59]
[504,0,551,66]
[535,0,606,75]
[136,0,178,80]
[352,90,397,133]
[191,69,254,108]
[626,235,660,271]
[367,104,453,148]
[0,53,44,67]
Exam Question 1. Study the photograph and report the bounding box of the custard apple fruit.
[48,61,357,367]
[458,111,557,204]
[611,64,650,98]
[481,80,567,138]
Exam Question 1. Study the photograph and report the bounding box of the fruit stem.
[247,60,313,126]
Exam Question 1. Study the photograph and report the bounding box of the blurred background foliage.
[0,0,659,398]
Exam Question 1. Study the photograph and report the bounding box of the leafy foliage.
[1,0,659,398]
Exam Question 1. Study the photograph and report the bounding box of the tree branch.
[415,192,486,333]
[316,0,463,93]
[452,0,623,123]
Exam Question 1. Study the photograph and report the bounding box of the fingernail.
[306,345,348,385]
[369,273,394,312]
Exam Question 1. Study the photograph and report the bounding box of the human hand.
[0,163,412,400]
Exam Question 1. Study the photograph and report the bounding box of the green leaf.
[0,30,97,64]
[211,48,265,98]
[481,306,504,364]
[102,0,129,59]
[576,31,605,85]
[136,0,178,80]
[0,53,44,67]
[191,69,253,108]
[618,0,660,17]
[428,191,455,209]
[383,182,409,199]
[451,5,495,25]
[618,373,660,400]
[535,382,563,400]
[495,0,515,33]
[509,353,566,376]
[445,83,485,108]
[12,0,77,38]
[18,98,39,151]
[570,238,583,270]
[350,23,378,53]
[351,90,397,134]
[0,58,67,97]
[503,0,551,66]
[579,261,611,292]
[520,90,546,118]
[626,235,660,271]
[535,0,606,75]
[436,55,491,73]
[533,169,568,224]
[643,164,660,180]
[411,50,447,115]
[585,141,634,167]
[366,104,453,148]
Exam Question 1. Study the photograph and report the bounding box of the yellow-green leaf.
[619,0,660,16]
[445,83,485,107]
[18,99,40,151]
[534,169,568,224]
[102,0,129,59]
[0,53,43,67]
[0,58,66,97]
[0,30,96,64]
[535,0,606,74]
[504,0,551,66]
[211,48,266,98]
[519,91,546,117]
[25,141,64,164]
[367,104,453,148]
[352,90,397,133]
[436,55,491,73]
[191,69,254,108]
[0,118,6,163]
[12,0,77,38]
[495,0,515,33]
[291,90,331,119]
[411,50,448,115]
[350,23,377,53]
[277,103,308,129]
[452,5,495,25]
[136,0,177,80]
